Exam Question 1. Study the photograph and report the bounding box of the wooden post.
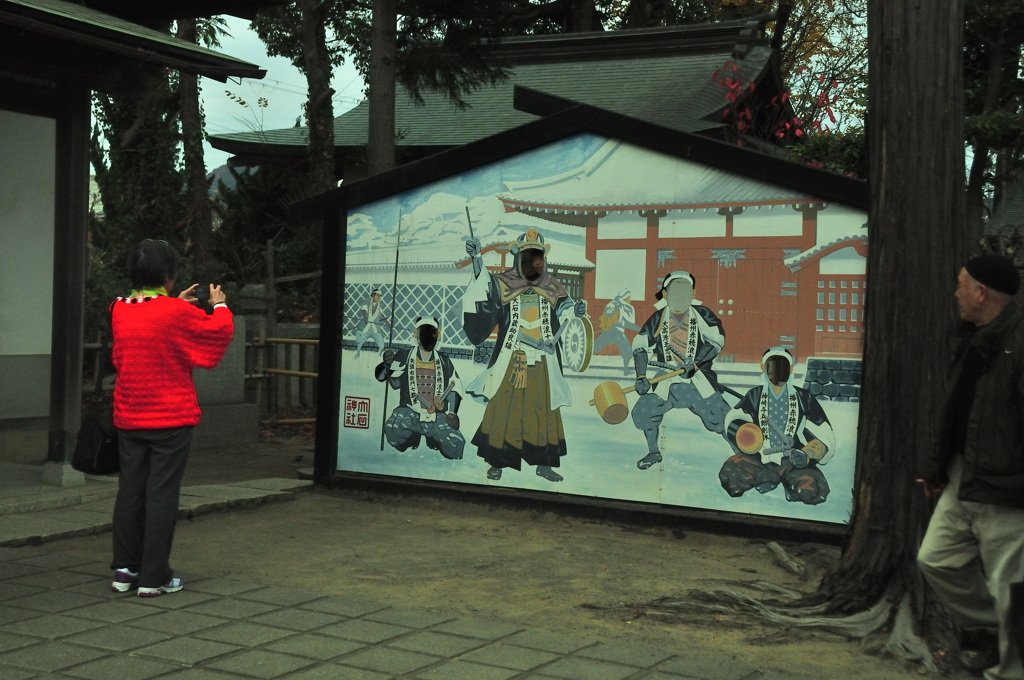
[48,82,90,465]
[265,239,277,418]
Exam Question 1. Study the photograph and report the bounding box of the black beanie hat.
[965,254,1020,296]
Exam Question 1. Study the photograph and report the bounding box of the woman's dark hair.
[128,239,178,289]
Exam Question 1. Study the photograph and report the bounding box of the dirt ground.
[53,427,970,680]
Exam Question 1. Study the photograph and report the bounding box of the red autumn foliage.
[711,59,843,154]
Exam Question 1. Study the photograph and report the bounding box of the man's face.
[519,249,545,281]
[955,268,984,324]
[763,356,792,386]
[665,279,694,313]
[372,292,381,302]
[418,325,438,352]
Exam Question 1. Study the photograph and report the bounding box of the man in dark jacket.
[918,253,1024,680]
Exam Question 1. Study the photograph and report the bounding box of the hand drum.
[735,423,764,453]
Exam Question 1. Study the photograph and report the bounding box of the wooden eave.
[211,16,781,168]
[482,16,773,65]
[0,0,266,87]
[75,0,289,21]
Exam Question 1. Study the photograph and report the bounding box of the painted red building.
[496,139,867,364]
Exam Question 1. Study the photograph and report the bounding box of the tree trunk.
[177,18,214,278]
[964,27,1008,235]
[623,0,674,29]
[564,0,600,32]
[301,0,337,194]
[367,0,397,176]
[819,0,970,641]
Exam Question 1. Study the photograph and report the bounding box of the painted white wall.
[0,110,55,355]
[820,246,868,276]
[733,205,803,237]
[817,203,867,244]
[596,211,646,239]
[817,203,868,276]
[658,209,727,238]
[595,249,647,301]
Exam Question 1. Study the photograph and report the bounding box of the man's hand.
[789,449,809,468]
[916,478,944,499]
[382,349,395,366]
[635,376,651,395]
[465,237,482,259]
[574,300,587,318]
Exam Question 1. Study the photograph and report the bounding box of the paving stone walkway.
[0,548,798,680]
[0,464,813,679]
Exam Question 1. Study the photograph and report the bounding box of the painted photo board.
[335,132,867,526]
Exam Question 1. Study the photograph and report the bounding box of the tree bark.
[177,17,214,277]
[301,0,337,193]
[819,0,970,641]
[368,0,397,176]
[563,0,600,31]
[623,0,674,29]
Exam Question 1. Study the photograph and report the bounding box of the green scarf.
[130,286,169,299]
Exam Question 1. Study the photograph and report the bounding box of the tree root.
[583,586,939,673]
[884,593,938,673]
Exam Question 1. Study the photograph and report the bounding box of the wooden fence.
[244,239,321,426]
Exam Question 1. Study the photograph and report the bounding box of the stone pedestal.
[192,316,258,450]
[41,461,85,488]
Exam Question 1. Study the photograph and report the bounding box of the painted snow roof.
[344,240,594,272]
[498,139,816,215]
[784,232,868,271]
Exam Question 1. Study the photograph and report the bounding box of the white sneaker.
[138,578,183,597]
[111,568,138,593]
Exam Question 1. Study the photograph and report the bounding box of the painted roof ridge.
[785,233,868,268]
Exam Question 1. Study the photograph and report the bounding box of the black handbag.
[72,319,119,475]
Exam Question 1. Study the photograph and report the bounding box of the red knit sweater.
[111,296,235,430]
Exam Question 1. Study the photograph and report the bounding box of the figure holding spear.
[460,226,586,483]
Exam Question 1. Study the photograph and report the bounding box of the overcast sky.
[200,16,366,170]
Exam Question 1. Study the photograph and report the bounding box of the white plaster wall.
[816,203,868,246]
[820,246,868,276]
[596,211,647,239]
[0,110,55,355]
[658,209,727,239]
[732,205,803,237]
[595,249,647,301]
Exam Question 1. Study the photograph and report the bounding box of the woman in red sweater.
[110,240,234,597]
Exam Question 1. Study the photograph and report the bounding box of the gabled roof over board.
[296,88,867,225]
[211,16,785,168]
[0,0,265,93]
